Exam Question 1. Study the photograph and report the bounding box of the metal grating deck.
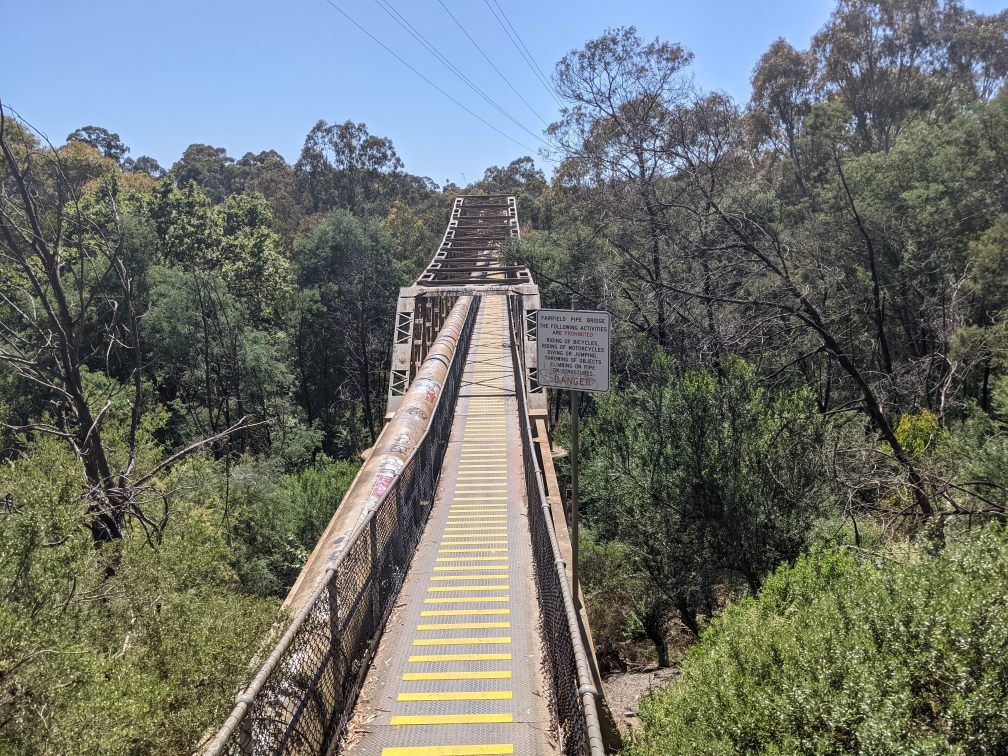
[342,296,557,756]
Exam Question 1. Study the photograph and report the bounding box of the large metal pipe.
[284,295,476,612]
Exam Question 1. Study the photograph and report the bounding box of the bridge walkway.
[343,296,556,756]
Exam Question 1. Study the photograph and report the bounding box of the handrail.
[507,296,606,756]
[203,295,480,756]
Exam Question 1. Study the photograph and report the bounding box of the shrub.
[630,527,1008,756]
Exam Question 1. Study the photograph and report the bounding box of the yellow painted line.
[427,585,509,592]
[440,544,508,548]
[417,621,511,629]
[437,549,509,553]
[412,636,511,646]
[397,691,513,701]
[391,714,514,725]
[422,609,510,616]
[436,556,508,561]
[379,745,514,756]
[401,673,512,685]
[429,575,508,581]
[441,544,508,552]
[434,566,508,571]
[408,652,511,661]
[452,497,509,501]
[442,527,508,532]
[424,597,510,603]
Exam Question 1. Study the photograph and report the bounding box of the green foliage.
[583,355,831,633]
[293,210,406,454]
[631,528,1008,756]
[0,437,280,756]
[228,458,358,596]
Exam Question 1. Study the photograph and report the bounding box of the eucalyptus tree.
[0,108,248,544]
[549,27,694,351]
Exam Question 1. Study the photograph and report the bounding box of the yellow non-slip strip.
[442,528,507,533]
[436,556,508,561]
[429,575,508,581]
[380,745,513,756]
[434,565,508,570]
[397,691,513,702]
[417,621,511,629]
[399,673,508,677]
[437,549,509,554]
[391,714,514,725]
[445,519,507,523]
[452,497,509,501]
[408,652,511,661]
[427,585,509,592]
[424,597,509,603]
[413,636,511,646]
[421,609,510,616]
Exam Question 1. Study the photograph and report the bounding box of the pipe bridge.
[204,196,617,756]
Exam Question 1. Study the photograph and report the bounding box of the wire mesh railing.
[507,296,605,756]
[203,297,480,756]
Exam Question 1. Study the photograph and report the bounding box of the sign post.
[536,303,611,608]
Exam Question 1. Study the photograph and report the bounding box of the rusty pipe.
[284,295,476,612]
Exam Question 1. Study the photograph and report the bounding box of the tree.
[550,27,694,350]
[66,125,130,166]
[751,38,816,191]
[0,107,246,545]
[294,119,404,215]
[172,143,234,203]
[126,155,165,178]
[293,211,403,452]
[584,357,829,635]
[812,0,950,153]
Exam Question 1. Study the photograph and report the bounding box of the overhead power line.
[437,0,550,127]
[323,0,540,155]
[371,0,550,148]
[483,0,565,109]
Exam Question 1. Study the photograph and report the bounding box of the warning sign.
[536,309,611,393]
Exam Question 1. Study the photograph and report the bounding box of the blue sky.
[2,0,1005,185]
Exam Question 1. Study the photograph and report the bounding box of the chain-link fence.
[507,295,606,756]
[203,297,479,756]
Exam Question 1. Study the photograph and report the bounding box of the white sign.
[536,309,611,393]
